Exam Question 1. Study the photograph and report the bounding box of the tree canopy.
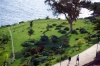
[45,0,91,32]
[89,2,100,16]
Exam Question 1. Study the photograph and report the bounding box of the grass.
[0,18,97,66]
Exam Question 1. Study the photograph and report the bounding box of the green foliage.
[55,27,61,30]
[41,51,49,56]
[64,27,69,31]
[51,35,58,43]
[45,16,49,20]
[19,21,24,24]
[28,29,34,36]
[50,46,58,51]
[0,34,10,44]
[40,35,49,42]
[30,21,33,28]
[21,41,34,47]
[52,23,57,26]
[0,19,96,66]
[92,18,100,30]
[56,24,64,27]
[58,30,66,34]
[79,28,88,34]
[71,30,78,34]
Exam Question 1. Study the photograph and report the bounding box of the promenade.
[53,42,100,66]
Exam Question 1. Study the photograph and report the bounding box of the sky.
[0,0,100,26]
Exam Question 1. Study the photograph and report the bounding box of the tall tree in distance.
[28,21,34,39]
[45,0,91,32]
[30,21,33,28]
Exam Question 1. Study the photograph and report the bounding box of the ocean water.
[0,0,95,26]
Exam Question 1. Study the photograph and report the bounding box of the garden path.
[53,42,100,66]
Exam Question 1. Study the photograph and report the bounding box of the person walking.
[76,55,79,65]
[67,56,71,66]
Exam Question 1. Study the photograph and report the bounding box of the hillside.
[0,19,97,66]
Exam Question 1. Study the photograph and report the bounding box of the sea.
[0,0,97,26]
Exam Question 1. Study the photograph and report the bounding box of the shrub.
[21,42,34,47]
[19,21,24,24]
[71,30,77,34]
[24,52,31,57]
[61,54,68,61]
[55,49,65,54]
[56,58,60,62]
[40,35,49,42]
[34,54,41,58]
[45,16,49,20]
[63,43,70,47]
[32,58,41,66]
[52,24,57,26]
[64,27,69,31]
[76,28,79,30]
[91,34,96,38]
[28,39,35,43]
[56,24,64,27]
[50,46,58,51]
[0,34,10,44]
[31,56,48,65]
[23,46,32,53]
[61,22,67,25]
[49,50,54,53]
[41,51,49,56]
[45,62,51,66]
[15,51,22,59]
[28,29,34,36]
[35,41,43,46]
[39,56,48,63]
[49,25,53,28]
[51,35,58,43]
[55,27,61,30]
[5,25,11,27]
[30,47,38,54]
[39,45,45,52]
[80,28,88,34]
[58,30,66,34]
[58,18,61,20]
[75,38,79,41]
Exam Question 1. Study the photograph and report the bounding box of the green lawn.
[0,19,97,66]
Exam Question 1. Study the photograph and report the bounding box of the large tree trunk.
[69,21,73,32]
[64,13,73,32]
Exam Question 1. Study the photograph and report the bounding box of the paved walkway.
[53,42,100,66]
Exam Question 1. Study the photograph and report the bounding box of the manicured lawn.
[0,19,97,66]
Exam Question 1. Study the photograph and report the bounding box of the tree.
[0,34,10,44]
[28,29,34,39]
[92,18,100,41]
[89,2,100,16]
[92,18,100,30]
[30,21,33,28]
[45,0,90,32]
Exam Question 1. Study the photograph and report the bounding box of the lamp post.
[59,44,62,66]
